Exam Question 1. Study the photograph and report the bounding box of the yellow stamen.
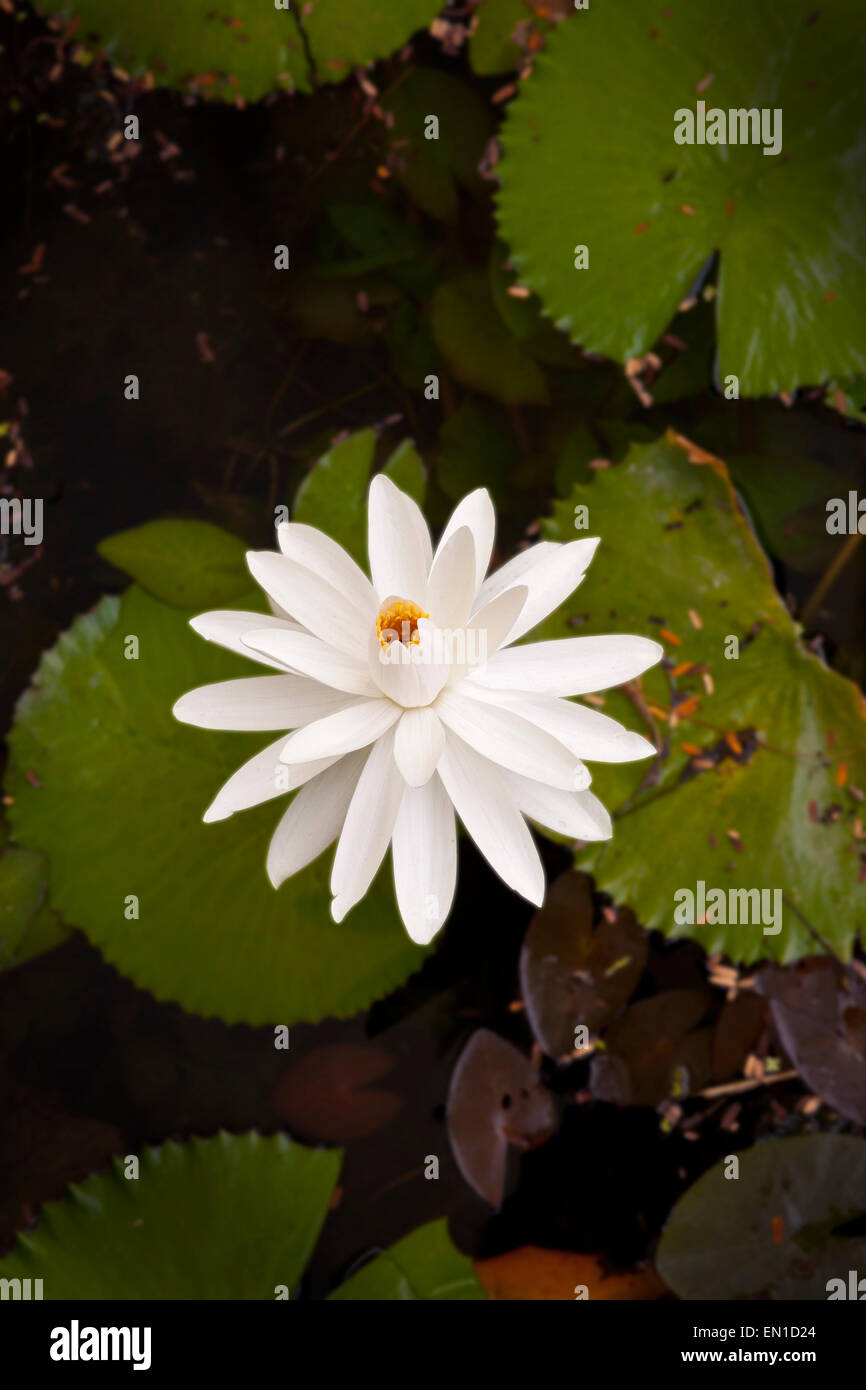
[376,598,428,648]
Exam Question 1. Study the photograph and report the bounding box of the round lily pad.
[657,1134,866,1300]
[541,431,866,965]
[0,1132,341,1299]
[329,1219,485,1300]
[40,0,443,100]
[497,1,866,396]
[5,585,424,1025]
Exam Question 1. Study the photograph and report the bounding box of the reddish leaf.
[446,1030,557,1208]
[269,1043,404,1142]
[591,990,713,1107]
[519,871,647,1058]
[756,960,866,1124]
[712,993,767,1082]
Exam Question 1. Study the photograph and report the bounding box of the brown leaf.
[446,1030,557,1207]
[269,1043,404,1142]
[591,990,713,1106]
[712,993,767,1081]
[519,871,647,1057]
[756,959,866,1123]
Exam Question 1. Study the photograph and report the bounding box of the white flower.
[174,477,662,944]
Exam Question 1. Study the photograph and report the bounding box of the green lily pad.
[293,430,426,567]
[469,0,544,76]
[329,1219,486,1299]
[656,1134,866,1300]
[825,376,866,424]
[430,270,550,405]
[497,1,866,396]
[540,431,866,965]
[40,0,443,100]
[489,243,580,369]
[436,398,519,507]
[98,519,249,610]
[0,1133,482,1301]
[0,844,67,970]
[5,584,424,1025]
[384,68,493,224]
[0,1132,341,1299]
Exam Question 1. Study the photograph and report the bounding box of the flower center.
[376,597,428,648]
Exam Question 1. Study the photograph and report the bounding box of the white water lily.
[173,477,662,944]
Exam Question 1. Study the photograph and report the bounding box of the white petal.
[330,729,404,918]
[497,539,601,644]
[246,551,369,659]
[189,610,300,670]
[472,633,664,697]
[173,676,352,731]
[394,706,445,786]
[446,585,529,687]
[392,777,457,944]
[367,473,432,605]
[280,697,400,764]
[499,769,612,840]
[267,752,366,888]
[426,525,475,630]
[437,734,545,906]
[368,620,450,709]
[434,489,495,596]
[473,540,560,612]
[241,628,378,697]
[204,736,339,822]
[435,686,580,790]
[474,688,656,763]
[276,521,378,615]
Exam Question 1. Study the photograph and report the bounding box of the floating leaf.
[519,870,647,1058]
[541,432,866,965]
[727,450,850,576]
[284,274,404,345]
[0,845,67,970]
[269,1043,404,1141]
[6,586,423,1026]
[0,1132,341,1299]
[711,992,767,1083]
[293,431,426,567]
[825,376,866,423]
[646,300,717,404]
[430,270,549,405]
[382,437,426,507]
[756,959,866,1125]
[39,0,443,101]
[497,1,866,395]
[435,398,519,507]
[0,1064,123,1242]
[330,1218,486,1300]
[475,1246,665,1300]
[489,243,579,368]
[469,0,528,75]
[446,1029,557,1207]
[384,69,493,224]
[590,989,712,1106]
[98,519,248,610]
[656,1134,866,1300]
